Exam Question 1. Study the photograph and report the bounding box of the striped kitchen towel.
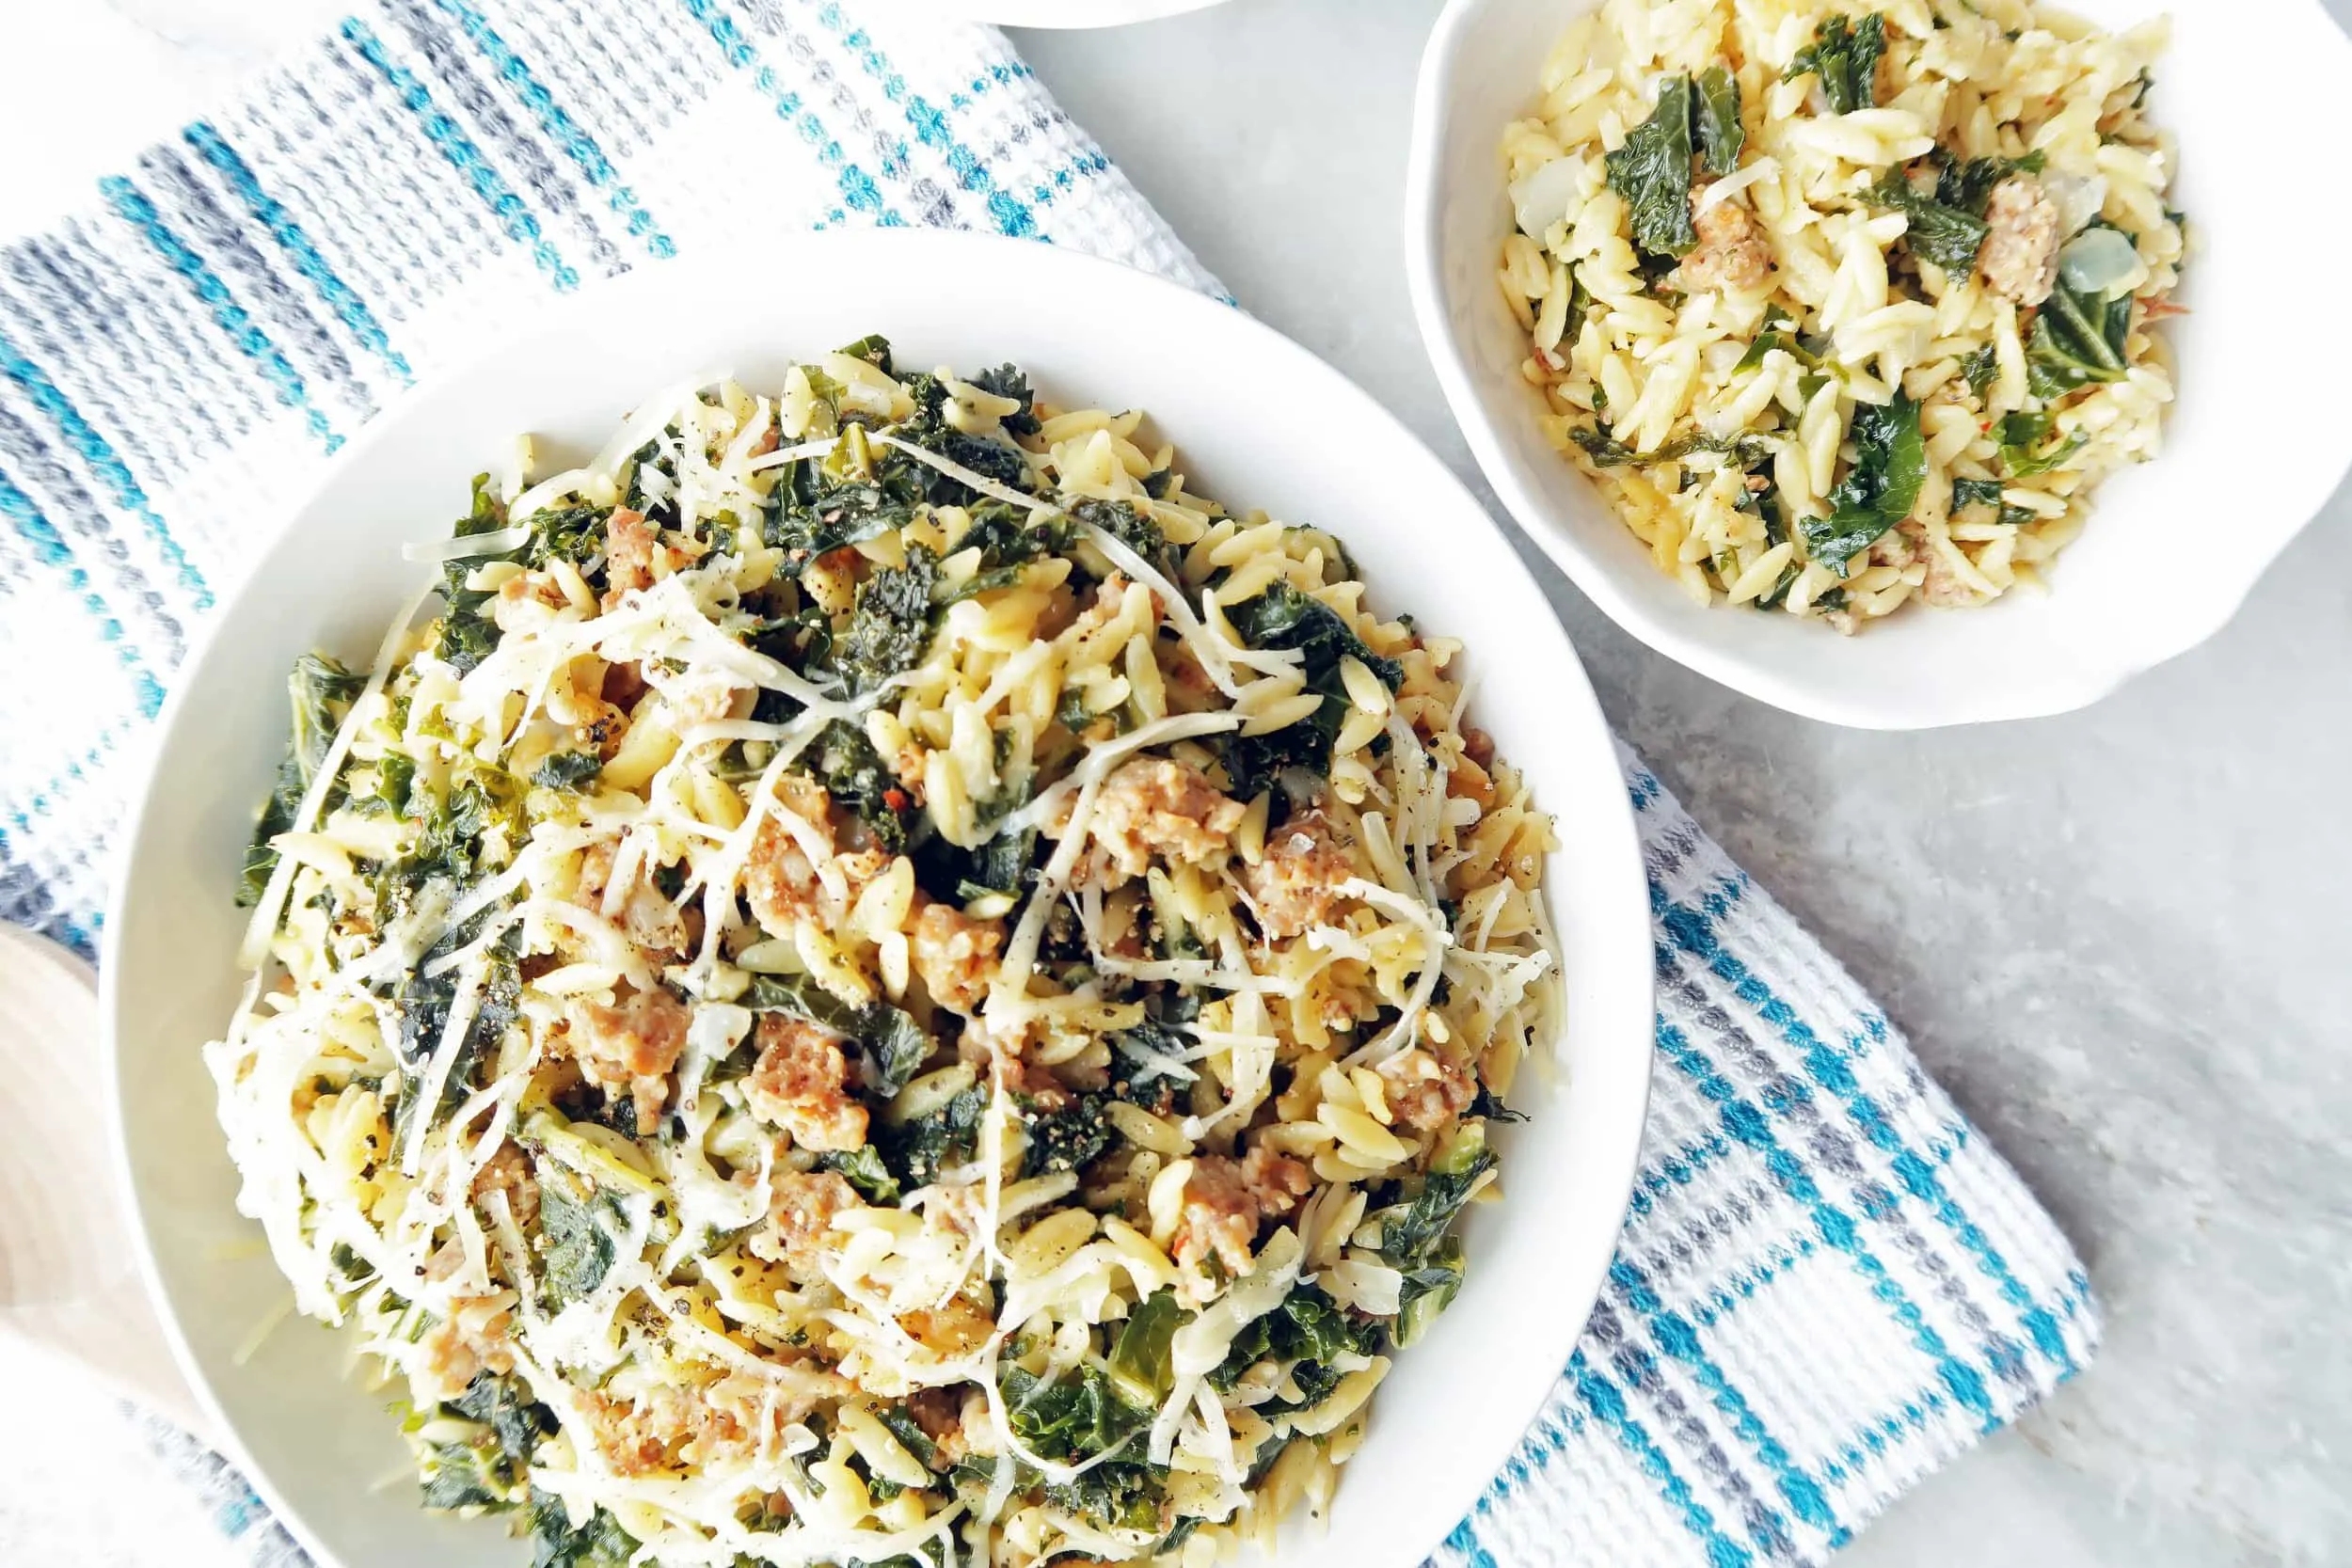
[0,3,2097,1565]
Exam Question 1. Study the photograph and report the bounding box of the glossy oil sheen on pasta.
[205,338,1564,1568]
[1498,0,2185,631]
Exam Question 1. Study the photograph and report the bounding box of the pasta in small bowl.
[1406,0,2352,727]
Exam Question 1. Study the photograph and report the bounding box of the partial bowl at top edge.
[1404,0,2352,730]
[916,0,1235,29]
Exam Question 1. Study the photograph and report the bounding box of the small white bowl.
[105,230,1654,1568]
[1405,0,2352,729]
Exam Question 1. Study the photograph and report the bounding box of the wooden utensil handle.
[0,925,216,1441]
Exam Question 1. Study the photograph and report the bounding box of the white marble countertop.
[4,2,2347,1565]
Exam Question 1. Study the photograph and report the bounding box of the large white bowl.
[1406,0,2352,729]
[104,230,1654,1568]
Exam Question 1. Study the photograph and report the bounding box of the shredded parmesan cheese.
[201,352,1562,1568]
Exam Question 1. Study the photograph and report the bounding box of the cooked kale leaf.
[1108,1290,1186,1403]
[766,364,1035,563]
[913,822,1039,908]
[1016,1092,1113,1178]
[1960,343,2000,401]
[832,544,939,695]
[1567,424,1642,466]
[799,717,914,851]
[451,1371,546,1467]
[856,1408,939,1505]
[422,1373,543,1511]
[1571,423,1777,470]
[1868,168,1989,275]
[1207,1283,1376,1411]
[878,1403,938,1471]
[536,1172,621,1311]
[739,972,934,1100]
[433,475,512,674]
[1786,11,1886,115]
[516,504,609,573]
[1879,146,2051,271]
[1936,150,2046,217]
[1996,410,2088,479]
[1605,74,1699,260]
[818,1144,901,1206]
[1154,1515,1206,1559]
[1736,317,1826,374]
[1800,391,1926,575]
[1951,477,2006,513]
[388,919,519,1155]
[430,474,624,675]
[372,771,529,933]
[1469,1085,1527,1123]
[238,652,367,906]
[1002,1361,1152,1462]
[526,1490,636,1568]
[934,502,1076,607]
[420,1439,516,1511]
[1046,1460,1168,1534]
[1220,581,1405,809]
[956,500,1073,573]
[2026,277,2132,398]
[360,750,417,820]
[1952,475,2035,528]
[872,1084,986,1188]
[1695,66,1745,176]
[1104,1015,1191,1114]
[1377,1123,1498,1270]
[621,434,674,524]
[1740,476,1806,611]
[764,457,917,562]
[968,362,1041,437]
[892,373,1037,500]
[1395,1235,1467,1349]
[531,750,603,791]
[835,334,896,376]
[1069,496,1181,585]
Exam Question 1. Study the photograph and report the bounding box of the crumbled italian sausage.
[1978,175,2062,306]
[743,1015,869,1152]
[1089,756,1246,879]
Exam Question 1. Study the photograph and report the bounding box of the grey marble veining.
[1017,4,2352,1563]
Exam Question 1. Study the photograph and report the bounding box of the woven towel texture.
[0,4,2097,1566]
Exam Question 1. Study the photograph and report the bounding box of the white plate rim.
[102,229,1656,1568]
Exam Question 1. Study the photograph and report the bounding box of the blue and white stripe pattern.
[0,0,1216,961]
[0,4,2095,1563]
[1424,747,2095,1568]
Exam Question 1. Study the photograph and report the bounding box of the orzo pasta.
[1499,0,2185,631]
[209,337,1563,1568]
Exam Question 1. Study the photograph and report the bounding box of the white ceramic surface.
[1404,0,2352,730]
[103,230,1655,1568]
[928,0,1233,27]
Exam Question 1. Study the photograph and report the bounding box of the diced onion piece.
[2058,226,2142,298]
[1510,156,1586,240]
